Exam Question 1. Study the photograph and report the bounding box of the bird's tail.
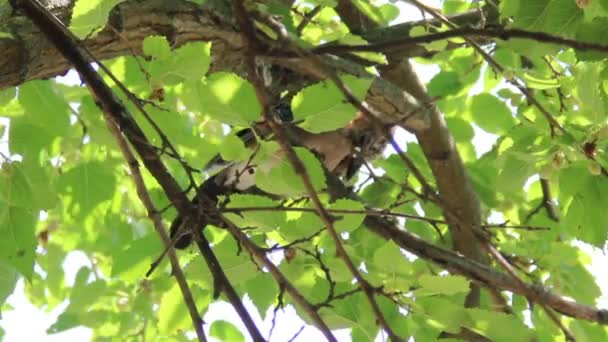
[169,176,226,249]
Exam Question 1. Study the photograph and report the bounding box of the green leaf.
[158,283,211,334]
[416,274,470,296]
[496,153,534,193]
[329,199,365,233]
[147,41,212,84]
[417,297,472,334]
[373,154,408,182]
[69,0,126,38]
[351,0,399,25]
[428,71,462,97]
[0,163,39,279]
[183,73,260,126]
[218,134,251,162]
[57,161,116,219]
[373,240,411,275]
[280,205,324,241]
[470,94,516,134]
[573,62,606,123]
[447,117,475,143]
[213,238,259,284]
[8,118,54,158]
[47,312,81,334]
[0,258,19,309]
[255,145,326,196]
[245,273,278,318]
[111,234,162,281]
[512,0,583,36]
[142,35,171,60]
[225,194,286,232]
[292,75,372,133]
[66,268,106,312]
[560,168,608,246]
[467,309,534,342]
[576,18,608,61]
[18,81,70,138]
[360,177,400,207]
[210,320,245,342]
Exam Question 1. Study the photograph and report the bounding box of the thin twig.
[405,0,564,136]
[222,205,447,225]
[483,242,576,341]
[103,114,207,341]
[311,27,608,58]
[233,1,403,339]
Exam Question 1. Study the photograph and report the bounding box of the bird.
[169,104,392,249]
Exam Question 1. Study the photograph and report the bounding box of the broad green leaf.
[580,0,608,22]
[292,75,372,133]
[373,154,408,183]
[416,274,470,296]
[427,71,461,97]
[573,62,606,123]
[372,240,410,275]
[218,134,251,162]
[47,312,81,334]
[497,154,534,194]
[512,0,583,36]
[576,18,608,61]
[70,0,125,38]
[351,0,399,25]
[0,163,39,279]
[18,81,70,138]
[255,145,326,196]
[570,319,608,342]
[142,35,171,60]
[0,258,19,309]
[280,206,324,241]
[560,166,608,245]
[467,309,534,342]
[446,117,474,143]
[158,283,210,334]
[147,41,212,85]
[225,194,286,232]
[418,297,472,334]
[111,234,162,281]
[329,199,365,233]
[183,73,260,126]
[57,161,116,219]
[470,94,516,134]
[210,320,245,342]
[245,273,278,318]
[360,177,400,208]
[213,238,259,284]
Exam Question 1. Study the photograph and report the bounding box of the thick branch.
[0,0,494,90]
[233,2,401,338]
[334,0,486,308]
[104,106,207,342]
[364,215,608,325]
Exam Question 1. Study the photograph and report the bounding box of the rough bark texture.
[0,0,492,90]
[335,0,493,307]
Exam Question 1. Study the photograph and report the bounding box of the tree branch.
[233,2,402,339]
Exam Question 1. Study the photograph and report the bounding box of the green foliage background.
[1,0,608,341]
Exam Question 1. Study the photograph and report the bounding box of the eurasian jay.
[169,105,391,248]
